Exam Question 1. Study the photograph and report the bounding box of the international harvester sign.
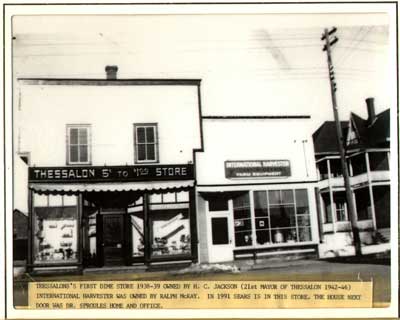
[225,160,291,178]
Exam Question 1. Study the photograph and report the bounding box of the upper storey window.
[134,123,158,163]
[67,125,91,165]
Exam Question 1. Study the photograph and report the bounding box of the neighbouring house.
[13,209,28,261]
[313,98,390,258]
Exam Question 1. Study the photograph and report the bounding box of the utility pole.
[321,27,362,256]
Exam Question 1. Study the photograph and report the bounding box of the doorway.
[102,211,125,266]
[207,198,234,263]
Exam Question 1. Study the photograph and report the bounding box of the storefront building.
[16,67,202,273]
[313,98,391,257]
[195,116,320,263]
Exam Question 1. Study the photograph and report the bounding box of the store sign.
[29,164,194,183]
[225,160,291,178]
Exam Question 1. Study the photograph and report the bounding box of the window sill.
[234,241,316,251]
[66,163,92,166]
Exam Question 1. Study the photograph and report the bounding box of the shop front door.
[102,213,125,266]
[207,200,234,263]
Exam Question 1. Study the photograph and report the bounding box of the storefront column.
[143,193,151,265]
[123,210,131,266]
[314,187,324,243]
[365,152,377,230]
[249,191,257,249]
[27,189,33,270]
[96,212,103,267]
[189,189,198,263]
[77,194,83,271]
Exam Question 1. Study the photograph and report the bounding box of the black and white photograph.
[2,2,398,319]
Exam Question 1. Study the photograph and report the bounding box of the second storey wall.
[196,119,318,185]
[17,84,201,166]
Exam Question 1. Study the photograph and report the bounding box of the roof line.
[18,78,202,86]
[202,115,311,120]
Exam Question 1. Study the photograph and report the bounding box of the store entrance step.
[83,265,147,274]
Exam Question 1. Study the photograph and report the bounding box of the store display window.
[233,193,253,247]
[233,189,312,248]
[149,191,191,258]
[128,197,144,259]
[33,194,78,264]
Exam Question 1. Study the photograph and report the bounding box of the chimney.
[105,65,118,80]
[366,97,376,125]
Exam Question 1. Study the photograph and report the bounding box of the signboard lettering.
[225,160,291,178]
[29,164,193,183]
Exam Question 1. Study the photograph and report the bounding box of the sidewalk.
[14,250,389,281]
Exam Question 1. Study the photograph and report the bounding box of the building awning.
[29,180,194,195]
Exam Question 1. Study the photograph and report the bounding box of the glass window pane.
[256,230,271,245]
[297,206,310,215]
[146,144,155,160]
[48,195,62,207]
[137,144,146,161]
[281,190,294,204]
[33,199,78,264]
[146,127,155,143]
[70,145,78,162]
[69,128,78,145]
[254,191,268,216]
[212,217,229,245]
[234,218,252,232]
[34,194,48,207]
[233,193,250,208]
[162,193,176,203]
[131,212,144,257]
[235,231,252,247]
[369,152,389,171]
[150,209,191,257]
[78,128,88,144]
[209,198,228,211]
[79,145,88,162]
[295,189,309,208]
[272,228,297,244]
[270,207,292,228]
[149,194,162,203]
[268,190,280,205]
[176,191,189,202]
[255,217,269,230]
[298,227,312,242]
[255,208,268,217]
[233,208,250,220]
[297,215,310,227]
[254,191,267,209]
[136,127,146,143]
[282,206,296,225]
[63,195,77,206]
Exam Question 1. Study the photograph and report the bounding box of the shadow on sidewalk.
[324,253,390,266]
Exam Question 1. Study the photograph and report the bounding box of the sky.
[12,11,392,131]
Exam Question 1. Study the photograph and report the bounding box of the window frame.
[66,124,92,165]
[133,123,159,164]
[335,198,348,222]
[233,189,312,249]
